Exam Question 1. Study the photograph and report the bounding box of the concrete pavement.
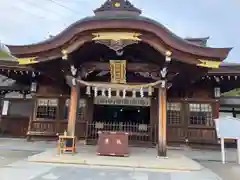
[170,148,239,163]
[0,138,56,152]
[1,138,239,180]
[1,160,222,180]
[28,146,203,171]
[200,161,240,180]
[0,149,36,167]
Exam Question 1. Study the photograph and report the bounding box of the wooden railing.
[0,116,29,137]
[27,119,218,146]
[86,122,156,146]
[27,120,87,139]
[28,120,57,136]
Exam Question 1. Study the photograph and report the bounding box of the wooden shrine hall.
[0,0,234,156]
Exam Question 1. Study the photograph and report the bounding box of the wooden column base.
[157,140,167,157]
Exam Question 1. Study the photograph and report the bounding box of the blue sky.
[0,0,239,62]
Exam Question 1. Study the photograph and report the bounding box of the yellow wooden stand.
[57,135,76,155]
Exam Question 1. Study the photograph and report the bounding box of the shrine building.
[0,0,237,156]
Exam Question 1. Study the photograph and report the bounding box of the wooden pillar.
[56,97,64,134]
[26,96,37,141]
[150,91,158,144]
[214,100,220,119]
[157,87,167,157]
[86,97,94,123]
[67,85,80,136]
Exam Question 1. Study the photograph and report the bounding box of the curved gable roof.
[7,2,232,61]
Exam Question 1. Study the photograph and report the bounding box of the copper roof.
[7,1,232,61]
[185,37,209,47]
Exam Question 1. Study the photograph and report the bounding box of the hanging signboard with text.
[94,96,151,107]
[110,60,126,84]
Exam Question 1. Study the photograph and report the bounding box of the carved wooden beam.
[81,62,161,72]
[134,72,178,81]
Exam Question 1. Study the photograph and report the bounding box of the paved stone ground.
[0,149,37,167]
[0,138,56,152]
[170,148,240,180]
[0,138,239,180]
[1,160,222,180]
[0,146,218,180]
[200,161,240,180]
[28,146,203,171]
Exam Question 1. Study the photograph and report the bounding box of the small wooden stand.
[57,135,77,155]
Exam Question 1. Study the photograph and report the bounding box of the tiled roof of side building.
[220,62,240,67]
[208,62,240,74]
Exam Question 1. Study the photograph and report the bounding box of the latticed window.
[36,99,58,120]
[64,99,86,121]
[189,103,213,126]
[167,102,181,125]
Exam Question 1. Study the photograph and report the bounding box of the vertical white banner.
[2,100,9,115]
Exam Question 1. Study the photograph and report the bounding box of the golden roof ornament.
[114,2,121,7]
[94,0,142,16]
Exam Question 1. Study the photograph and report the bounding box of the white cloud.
[0,0,239,62]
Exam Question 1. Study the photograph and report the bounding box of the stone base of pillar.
[157,145,167,157]
[157,139,167,157]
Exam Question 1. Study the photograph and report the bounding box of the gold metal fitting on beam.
[61,49,68,60]
[165,51,172,57]
[197,59,221,68]
[62,49,68,55]
[17,57,37,65]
